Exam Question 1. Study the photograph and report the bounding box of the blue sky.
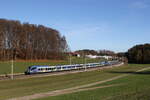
[0,0,150,52]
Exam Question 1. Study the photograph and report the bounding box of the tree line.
[0,19,68,60]
[117,43,150,64]
[127,43,150,64]
[75,49,116,56]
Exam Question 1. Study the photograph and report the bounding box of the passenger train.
[25,60,119,74]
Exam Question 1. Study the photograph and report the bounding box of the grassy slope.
[35,65,150,100]
[0,58,102,75]
[0,64,149,100]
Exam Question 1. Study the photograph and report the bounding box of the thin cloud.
[67,24,111,36]
[130,1,149,8]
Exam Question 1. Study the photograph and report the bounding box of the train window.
[31,67,36,70]
[57,67,61,69]
[51,68,54,70]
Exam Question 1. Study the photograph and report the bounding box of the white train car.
[25,61,119,74]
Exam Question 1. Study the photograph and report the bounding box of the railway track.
[0,62,124,81]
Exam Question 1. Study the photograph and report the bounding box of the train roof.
[30,65,52,68]
[30,64,84,68]
[29,62,105,68]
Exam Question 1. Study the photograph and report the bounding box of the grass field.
[0,57,103,75]
[0,64,149,100]
[35,65,150,100]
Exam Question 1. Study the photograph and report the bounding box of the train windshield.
[31,67,36,71]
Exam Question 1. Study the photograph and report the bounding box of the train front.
[24,66,31,75]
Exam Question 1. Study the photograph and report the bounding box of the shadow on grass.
[109,87,150,100]
[108,71,150,75]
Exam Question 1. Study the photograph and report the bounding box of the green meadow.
[0,64,149,100]
[35,64,150,100]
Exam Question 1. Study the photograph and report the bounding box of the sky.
[0,0,150,52]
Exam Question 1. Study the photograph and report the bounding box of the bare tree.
[0,19,68,61]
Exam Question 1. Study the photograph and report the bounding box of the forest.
[0,19,68,60]
[118,43,150,64]
[127,43,150,64]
